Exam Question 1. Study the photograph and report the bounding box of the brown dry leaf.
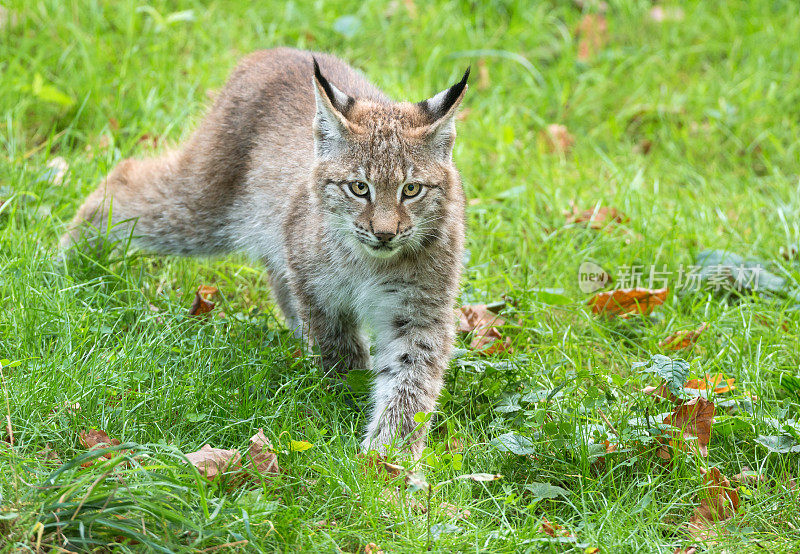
[188,285,218,316]
[663,397,715,457]
[588,287,668,318]
[673,548,697,554]
[458,304,511,355]
[660,323,708,350]
[364,543,384,554]
[477,59,490,90]
[79,428,122,467]
[541,123,575,154]
[684,374,735,394]
[687,467,740,541]
[541,517,573,538]
[565,204,628,230]
[247,429,279,476]
[80,429,121,450]
[576,14,607,61]
[185,444,242,480]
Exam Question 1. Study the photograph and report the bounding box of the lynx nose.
[373,230,396,243]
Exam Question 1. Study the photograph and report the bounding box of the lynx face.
[311,61,467,259]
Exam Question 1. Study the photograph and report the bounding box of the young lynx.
[61,48,468,456]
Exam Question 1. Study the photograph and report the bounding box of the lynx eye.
[348,181,370,198]
[402,182,423,198]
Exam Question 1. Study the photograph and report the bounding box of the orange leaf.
[684,374,735,394]
[188,285,218,316]
[588,287,668,317]
[660,323,708,350]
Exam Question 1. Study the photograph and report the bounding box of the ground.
[2,0,800,552]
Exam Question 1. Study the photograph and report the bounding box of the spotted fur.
[61,47,468,457]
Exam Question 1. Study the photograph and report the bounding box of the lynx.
[61,48,468,456]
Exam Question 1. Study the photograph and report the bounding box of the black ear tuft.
[418,66,470,122]
[313,57,335,105]
[313,56,354,116]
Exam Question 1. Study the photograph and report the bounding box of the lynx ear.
[417,67,470,160]
[312,58,354,158]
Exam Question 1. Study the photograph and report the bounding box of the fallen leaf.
[673,548,697,554]
[541,517,573,538]
[660,323,708,350]
[541,123,575,154]
[108,117,120,131]
[663,397,715,457]
[687,467,740,541]
[565,204,628,230]
[589,287,668,317]
[80,429,121,449]
[684,374,735,394]
[458,304,511,354]
[185,444,242,480]
[79,428,122,467]
[247,429,279,476]
[364,543,384,554]
[188,285,218,316]
[576,14,607,61]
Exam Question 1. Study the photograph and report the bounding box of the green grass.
[3,0,800,551]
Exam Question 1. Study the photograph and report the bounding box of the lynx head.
[311,60,468,259]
